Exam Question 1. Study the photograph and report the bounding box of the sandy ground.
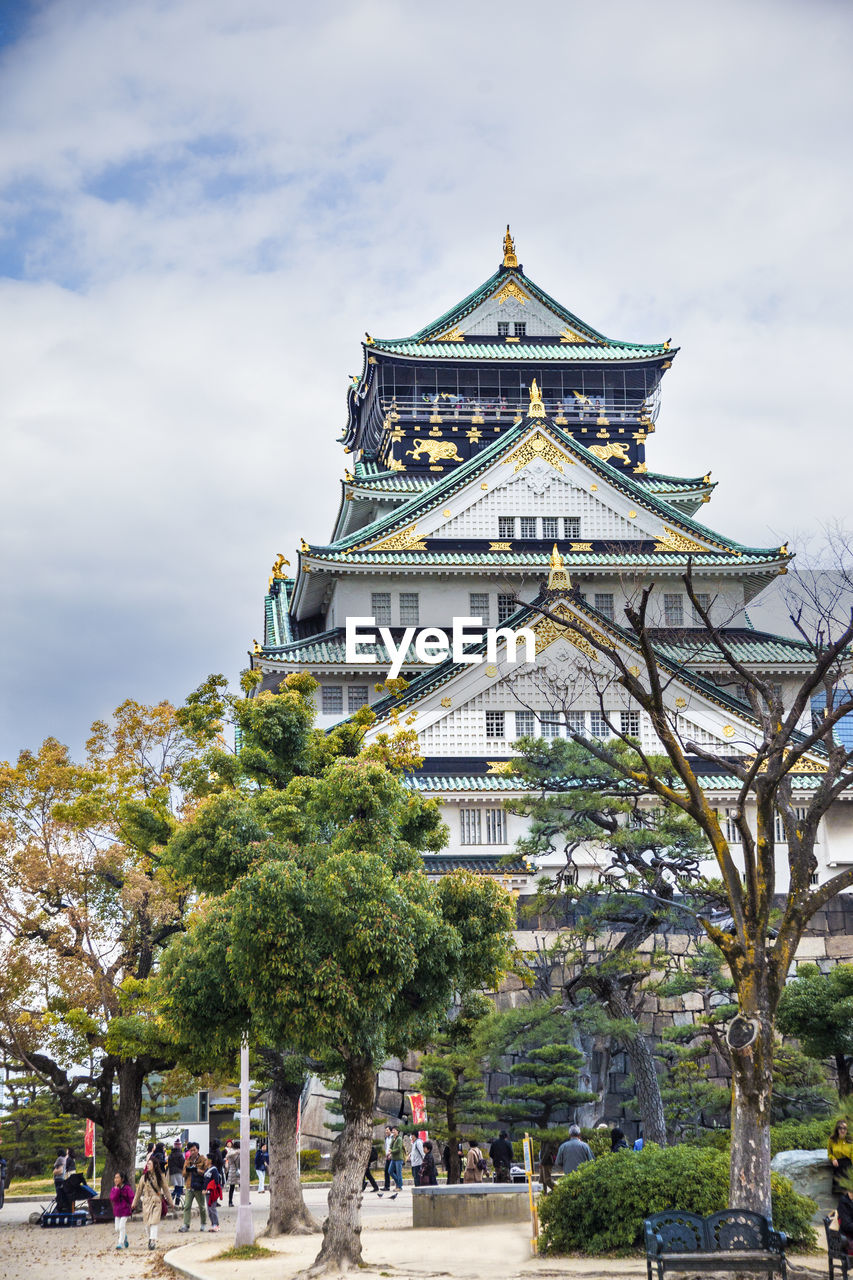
[0,1189,828,1280]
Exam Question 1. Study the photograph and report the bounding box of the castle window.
[692,593,711,625]
[322,686,343,715]
[595,593,614,620]
[565,711,586,736]
[589,710,610,739]
[460,807,507,846]
[542,517,558,540]
[515,710,536,738]
[664,593,684,627]
[498,516,516,539]
[348,685,369,713]
[399,592,420,625]
[371,592,392,625]
[497,321,509,337]
[497,593,516,624]
[513,322,526,337]
[485,711,505,738]
[621,711,640,738]
[520,517,537,539]
[469,593,490,625]
[723,808,742,844]
[541,714,562,740]
[563,517,581,539]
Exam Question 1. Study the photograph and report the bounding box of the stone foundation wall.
[300,893,853,1151]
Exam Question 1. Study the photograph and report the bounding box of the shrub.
[538,1144,816,1256]
[770,1117,835,1157]
[299,1148,322,1172]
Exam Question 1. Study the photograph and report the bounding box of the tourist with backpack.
[463,1137,487,1183]
[204,1157,223,1232]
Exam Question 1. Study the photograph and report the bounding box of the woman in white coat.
[132,1156,174,1250]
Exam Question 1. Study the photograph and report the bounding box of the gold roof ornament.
[268,552,291,587]
[503,225,518,268]
[528,378,545,419]
[252,638,262,655]
[547,543,571,592]
[300,538,309,553]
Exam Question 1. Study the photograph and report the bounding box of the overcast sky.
[1,0,851,760]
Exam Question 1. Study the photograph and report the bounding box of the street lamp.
[234,1031,255,1247]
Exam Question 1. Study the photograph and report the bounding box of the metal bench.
[825,1215,851,1280]
[644,1210,787,1280]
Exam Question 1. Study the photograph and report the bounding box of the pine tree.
[418,993,495,1184]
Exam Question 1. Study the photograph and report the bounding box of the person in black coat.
[611,1127,629,1153]
[420,1141,438,1186]
[839,1188,853,1245]
[489,1131,514,1183]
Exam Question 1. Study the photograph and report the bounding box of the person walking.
[255,1141,269,1194]
[167,1140,184,1206]
[64,1148,77,1178]
[204,1158,223,1232]
[463,1138,486,1183]
[132,1155,174,1251]
[178,1143,209,1232]
[553,1124,594,1176]
[52,1149,67,1199]
[209,1138,225,1174]
[110,1172,133,1250]
[409,1133,425,1187]
[489,1130,514,1183]
[362,1143,381,1194]
[420,1141,438,1186]
[829,1120,853,1196]
[226,1139,241,1207]
[539,1137,558,1193]
[388,1126,405,1199]
[382,1125,393,1192]
[610,1127,629,1153]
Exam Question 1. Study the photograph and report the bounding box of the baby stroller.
[39,1173,96,1228]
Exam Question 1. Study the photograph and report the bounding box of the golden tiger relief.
[407,438,464,464]
[588,441,631,463]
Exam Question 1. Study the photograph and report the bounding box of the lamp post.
[234,1031,255,1247]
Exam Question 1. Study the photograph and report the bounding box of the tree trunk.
[265,1071,318,1236]
[446,1094,461,1185]
[837,1055,852,1099]
[601,981,667,1148]
[308,1059,376,1275]
[729,1003,774,1217]
[100,1060,145,1195]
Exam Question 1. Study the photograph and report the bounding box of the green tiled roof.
[264,579,295,647]
[642,471,716,495]
[421,852,530,874]
[404,772,827,795]
[305,548,778,568]
[305,417,785,565]
[372,340,667,362]
[373,266,671,357]
[655,629,817,667]
[261,628,422,667]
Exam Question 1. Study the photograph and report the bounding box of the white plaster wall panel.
[439,470,639,541]
[457,291,565,338]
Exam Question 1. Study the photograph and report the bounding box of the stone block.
[412,1184,537,1228]
[672,1011,695,1027]
[400,1071,422,1091]
[378,1069,399,1090]
[770,1149,835,1221]
[794,937,827,959]
[681,992,705,1011]
[376,1089,402,1115]
[826,935,853,959]
[383,1057,404,1073]
[403,1050,422,1072]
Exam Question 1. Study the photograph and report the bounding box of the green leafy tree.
[0,1065,84,1179]
[510,736,715,1146]
[418,993,496,1184]
[777,963,853,1097]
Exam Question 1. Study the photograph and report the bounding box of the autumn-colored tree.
[0,681,226,1190]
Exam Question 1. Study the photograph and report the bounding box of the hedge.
[538,1144,816,1256]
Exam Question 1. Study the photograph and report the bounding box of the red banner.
[84,1119,95,1158]
[407,1092,427,1137]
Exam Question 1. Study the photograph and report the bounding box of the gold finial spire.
[528,377,545,418]
[502,225,518,269]
[268,552,290,588]
[252,638,263,655]
[547,543,571,592]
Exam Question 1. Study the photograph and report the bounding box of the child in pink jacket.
[110,1172,134,1249]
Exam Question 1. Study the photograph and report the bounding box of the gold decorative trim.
[505,335,520,342]
[533,605,607,661]
[442,509,452,518]
[722,725,736,739]
[489,541,512,551]
[675,696,687,709]
[628,510,637,519]
[588,441,630,464]
[628,665,640,677]
[371,523,428,552]
[486,760,518,775]
[560,326,587,343]
[547,544,571,591]
[435,326,464,342]
[480,482,489,490]
[505,431,571,474]
[485,664,498,677]
[440,697,452,708]
[528,378,545,419]
[654,525,711,554]
[495,279,528,305]
[406,438,463,465]
[570,541,593,551]
[502,226,518,269]
[633,462,648,474]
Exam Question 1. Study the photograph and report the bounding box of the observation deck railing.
[379,394,657,428]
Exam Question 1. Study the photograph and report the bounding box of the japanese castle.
[251,231,849,889]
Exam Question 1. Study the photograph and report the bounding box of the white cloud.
[1,0,852,755]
